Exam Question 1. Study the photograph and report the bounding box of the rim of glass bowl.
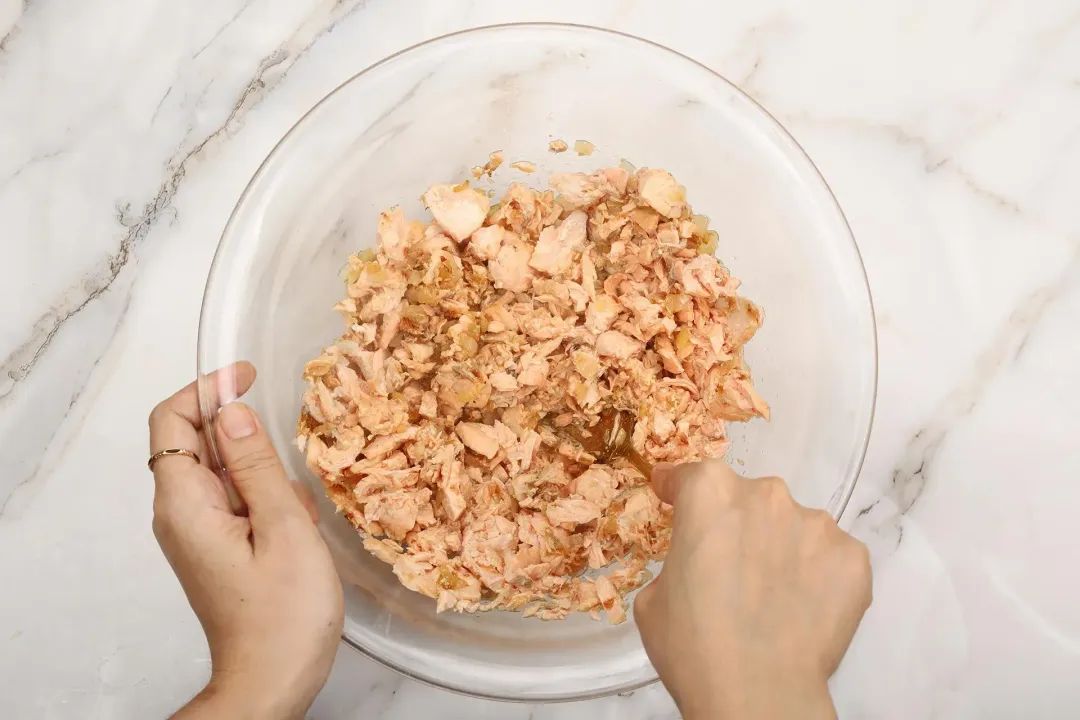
[197,21,879,702]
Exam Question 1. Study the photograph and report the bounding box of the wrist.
[205,676,266,720]
[681,671,835,720]
[170,682,255,720]
[173,673,301,720]
[725,680,834,720]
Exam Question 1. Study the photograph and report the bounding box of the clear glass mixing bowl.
[197,23,877,702]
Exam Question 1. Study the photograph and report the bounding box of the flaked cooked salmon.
[297,163,768,625]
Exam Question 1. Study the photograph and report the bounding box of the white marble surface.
[2,0,1080,717]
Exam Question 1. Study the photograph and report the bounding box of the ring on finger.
[148,448,201,471]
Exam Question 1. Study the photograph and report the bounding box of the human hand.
[634,460,872,720]
[148,364,344,719]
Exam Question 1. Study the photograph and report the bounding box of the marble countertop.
[3,0,1080,717]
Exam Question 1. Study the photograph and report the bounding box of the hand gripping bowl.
[197,23,877,702]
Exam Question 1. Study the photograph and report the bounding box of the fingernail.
[652,462,676,481]
[220,402,256,440]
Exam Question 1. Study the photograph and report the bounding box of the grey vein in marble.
[852,246,1080,546]
[784,113,1030,218]
[0,0,374,514]
[2,0,369,402]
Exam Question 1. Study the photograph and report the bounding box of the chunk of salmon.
[393,554,439,598]
[311,429,367,474]
[570,466,619,509]
[468,225,505,261]
[599,167,630,195]
[361,426,418,460]
[585,294,622,334]
[571,349,602,379]
[724,296,763,350]
[493,182,537,233]
[580,251,598,300]
[353,348,386,386]
[545,497,602,527]
[436,565,483,612]
[489,371,518,392]
[506,429,542,476]
[364,536,404,565]
[677,254,728,300]
[618,488,662,540]
[596,330,642,360]
[529,210,587,276]
[654,335,684,374]
[439,459,471,521]
[594,574,626,624]
[419,390,439,419]
[636,168,685,219]
[517,352,550,386]
[423,183,490,242]
[364,488,432,541]
[706,324,731,361]
[377,207,421,263]
[303,346,341,378]
[576,579,601,611]
[587,540,607,570]
[489,240,534,292]
[456,422,502,459]
[461,515,519,588]
[303,434,328,475]
[713,374,772,421]
[549,172,606,208]
[652,412,676,441]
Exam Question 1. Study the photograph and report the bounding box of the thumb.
[649,463,681,505]
[216,402,308,530]
[650,459,741,507]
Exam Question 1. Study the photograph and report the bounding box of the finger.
[632,580,667,655]
[148,361,257,447]
[649,463,680,505]
[216,402,310,532]
[148,407,202,479]
[292,480,320,524]
[632,577,660,620]
[149,362,257,505]
[152,465,252,557]
[650,459,739,506]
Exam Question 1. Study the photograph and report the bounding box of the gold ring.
[148,448,201,471]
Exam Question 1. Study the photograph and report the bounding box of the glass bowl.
[197,23,877,702]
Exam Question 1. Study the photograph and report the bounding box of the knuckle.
[758,475,793,505]
[682,462,737,501]
[838,535,872,574]
[229,444,280,476]
[851,543,873,604]
[148,402,169,429]
[761,475,789,493]
[632,584,656,620]
[696,457,730,474]
[852,538,872,572]
[151,495,170,523]
[151,511,172,542]
[696,459,738,486]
